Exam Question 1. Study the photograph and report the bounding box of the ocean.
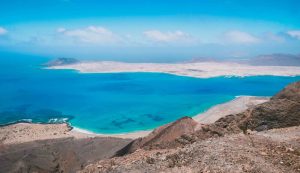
[1,53,300,134]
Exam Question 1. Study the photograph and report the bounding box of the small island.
[45,58,80,67]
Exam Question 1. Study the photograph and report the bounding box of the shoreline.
[71,96,270,136]
[70,126,152,139]
[47,61,300,78]
[193,96,269,124]
[0,96,269,145]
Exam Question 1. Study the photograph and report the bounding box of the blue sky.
[0,0,299,61]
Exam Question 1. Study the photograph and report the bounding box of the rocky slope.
[115,117,198,156]
[81,126,300,173]
[0,136,131,173]
[272,80,300,102]
[81,81,300,173]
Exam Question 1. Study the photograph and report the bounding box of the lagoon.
[1,54,300,133]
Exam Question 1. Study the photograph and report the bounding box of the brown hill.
[116,116,198,156]
[0,137,131,173]
[272,81,300,102]
[81,126,300,173]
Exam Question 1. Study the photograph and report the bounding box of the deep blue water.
[1,53,300,133]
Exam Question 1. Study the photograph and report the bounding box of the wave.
[19,119,33,123]
[234,95,253,98]
[48,118,69,123]
[71,127,96,135]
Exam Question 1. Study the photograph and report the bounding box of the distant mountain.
[248,54,300,66]
[46,58,79,67]
[185,57,222,63]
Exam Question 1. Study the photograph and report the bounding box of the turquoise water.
[1,53,300,133]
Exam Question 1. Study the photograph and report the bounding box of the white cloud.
[143,30,192,43]
[57,26,119,44]
[222,30,260,44]
[0,27,8,35]
[287,30,300,40]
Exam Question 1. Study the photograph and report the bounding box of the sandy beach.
[0,122,151,145]
[0,96,268,145]
[194,96,269,124]
[48,61,300,78]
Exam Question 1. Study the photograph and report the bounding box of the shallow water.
[1,53,300,133]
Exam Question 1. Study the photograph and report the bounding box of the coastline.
[47,61,300,78]
[72,96,270,136]
[0,96,269,145]
[71,126,152,139]
[193,96,269,124]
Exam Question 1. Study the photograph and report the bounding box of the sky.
[0,0,300,61]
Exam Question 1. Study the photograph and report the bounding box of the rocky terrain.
[81,126,300,173]
[0,131,131,173]
[81,81,300,173]
[115,116,198,156]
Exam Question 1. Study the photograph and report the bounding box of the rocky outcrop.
[193,97,300,140]
[81,126,300,173]
[192,81,300,139]
[272,81,300,102]
[245,81,300,131]
[115,117,198,156]
[239,99,300,131]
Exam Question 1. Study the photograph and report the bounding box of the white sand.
[48,61,300,78]
[0,123,151,145]
[0,123,82,145]
[71,127,151,139]
[194,96,269,124]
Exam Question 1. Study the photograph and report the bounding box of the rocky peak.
[272,81,300,103]
[115,116,198,156]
